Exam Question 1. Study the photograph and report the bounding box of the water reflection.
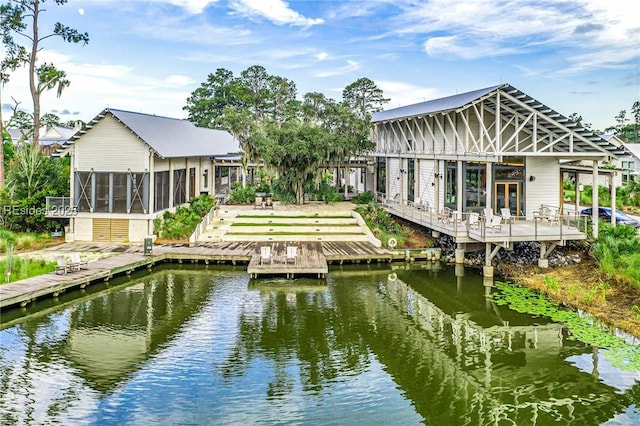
[0,264,639,425]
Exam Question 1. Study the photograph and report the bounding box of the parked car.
[580,207,640,229]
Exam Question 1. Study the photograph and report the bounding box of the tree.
[632,101,640,143]
[40,111,60,126]
[0,2,28,189]
[0,0,88,146]
[568,112,592,130]
[342,77,389,120]
[183,68,240,128]
[1,141,68,231]
[614,110,628,138]
[222,106,255,187]
[251,120,332,204]
[238,65,273,123]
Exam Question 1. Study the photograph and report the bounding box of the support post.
[592,160,599,239]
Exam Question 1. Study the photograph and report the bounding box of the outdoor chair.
[265,197,274,209]
[488,215,503,232]
[70,252,88,271]
[468,212,480,229]
[483,208,494,221]
[254,196,264,210]
[260,246,272,264]
[500,208,514,223]
[55,255,70,275]
[286,246,298,264]
[546,209,560,226]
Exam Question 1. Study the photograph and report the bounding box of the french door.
[494,182,520,217]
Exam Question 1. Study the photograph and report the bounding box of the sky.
[1,0,639,132]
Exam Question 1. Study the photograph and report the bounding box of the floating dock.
[247,242,328,279]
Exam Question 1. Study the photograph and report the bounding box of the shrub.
[229,183,257,204]
[352,191,374,204]
[154,196,216,240]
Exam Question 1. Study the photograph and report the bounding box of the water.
[1,264,640,425]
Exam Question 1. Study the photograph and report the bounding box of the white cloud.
[164,75,195,87]
[378,80,440,109]
[392,0,640,72]
[229,0,324,27]
[316,52,329,61]
[160,0,220,14]
[423,35,520,60]
[314,60,359,78]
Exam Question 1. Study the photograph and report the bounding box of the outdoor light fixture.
[529,176,536,182]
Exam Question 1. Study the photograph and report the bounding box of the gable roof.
[622,143,640,161]
[66,108,239,158]
[372,83,625,157]
[373,85,502,122]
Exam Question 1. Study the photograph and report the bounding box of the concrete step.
[222,234,371,242]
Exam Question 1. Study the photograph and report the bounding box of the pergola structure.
[372,84,627,272]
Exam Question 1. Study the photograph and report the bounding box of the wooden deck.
[385,203,589,245]
[0,241,404,311]
[0,253,156,310]
[247,242,328,279]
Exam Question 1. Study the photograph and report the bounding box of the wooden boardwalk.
[0,241,416,311]
[0,253,156,310]
[247,242,328,279]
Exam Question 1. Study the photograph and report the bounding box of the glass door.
[494,182,520,217]
[407,159,415,203]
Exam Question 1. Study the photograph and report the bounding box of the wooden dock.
[0,253,158,310]
[0,241,438,311]
[247,242,328,279]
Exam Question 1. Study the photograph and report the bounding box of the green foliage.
[490,281,640,371]
[352,191,375,204]
[0,252,56,283]
[543,275,558,291]
[229,183,258,204]
[355,202,408,246]
[154,195,216,240]
[590,223,640,289]
[1,144,69,232]
[0,228,53,254]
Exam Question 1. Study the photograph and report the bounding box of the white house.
[51,108,239,242]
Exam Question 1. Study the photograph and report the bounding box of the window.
[189,167,196,199]
[155,171,169,212]
[174,169,186,206]
[130,173,148,213]
[376,157,386,196]
[445,161,457,208]
[112,173,128,213]
[464,164,486,210]
[95,173,110,213]
[75,172,93,212]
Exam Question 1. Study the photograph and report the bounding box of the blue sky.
[1,0,639,131]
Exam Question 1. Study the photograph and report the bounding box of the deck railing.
[44,197,77,217]
[385,202,591,243]
[189,204,218,247]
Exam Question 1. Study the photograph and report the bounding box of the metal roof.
[66,108,240,158]
[373,83,626,158]
[372,85,502,122]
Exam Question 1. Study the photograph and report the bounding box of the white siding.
[417,159,436,208]
[388,158,400,201]
[129,219,150,242]
[154,157,170,172]
[76,115,149,171]
[525,157,560,219]
[73,217,93,241]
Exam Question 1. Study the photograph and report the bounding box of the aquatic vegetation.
[490,281,640,371]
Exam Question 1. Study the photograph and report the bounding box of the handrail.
[189,204,218,247]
